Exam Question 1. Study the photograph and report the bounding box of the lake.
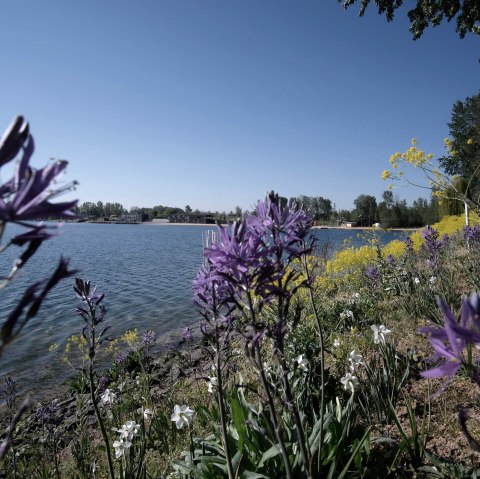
[0,223,407,398]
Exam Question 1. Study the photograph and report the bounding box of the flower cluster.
[421,225,443,270]
[112,420,140,458]
[464,225,480,249]
[364,266,379,281]
[193,192,313,339]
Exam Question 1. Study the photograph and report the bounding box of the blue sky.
[1,1,478,212]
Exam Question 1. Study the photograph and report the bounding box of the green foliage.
[339,0,480,39]
[353,194,378,227]
[439,91,480,204]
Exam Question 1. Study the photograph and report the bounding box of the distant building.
[168,213,215,224]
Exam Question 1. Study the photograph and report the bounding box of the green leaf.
[258,444,281,468]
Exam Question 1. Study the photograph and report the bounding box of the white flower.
[296,354,309,372]
[113,420,140,441]
[171,405,194,429]
[429,276,436,285]
[340,372,359,393]
[340,310,354,320]
[371,324,392,344]
[414,277,420,285]
[207,377,218,393]
[100,389,116,406]
[348,350,363,370]
[113,438,131,458]
[143,408,153,420]
[333,338,341,348]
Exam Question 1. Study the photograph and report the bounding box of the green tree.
[339,0,480,39]
[353,194,377,226]
[439,92,480,203]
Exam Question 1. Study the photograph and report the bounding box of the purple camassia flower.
[364,266,379,280]
[464,225,480,249]
[116,352,127,365]
[142,330,157,347]
[180,327,193,344]
[404,236,414,253]
[421,225,442,268]
[386,255,395,264]
[0,117,77,225]
[98,375,109,392]
[246,193,313,259]
[192,264,232,312]
[419,293,480,391]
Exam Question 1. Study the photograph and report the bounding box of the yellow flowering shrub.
[409,212,480,247]
[381,239,407,258]
[314,245,377,291]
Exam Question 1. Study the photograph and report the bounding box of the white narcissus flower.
[429,276,436,284]
[143,408,153,420]
[414,277,420,285]
[340,372,359,393]
[333,338,341,348]
[371,324,392,344]
[296,354,309,372]
[348,350,363,370]
[100,389,116,406]
[171,405,194,429]
[113,438,131,458]
[112,420,140,441]
[207,377,218,393]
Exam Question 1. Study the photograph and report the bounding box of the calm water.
[0,223,406,397]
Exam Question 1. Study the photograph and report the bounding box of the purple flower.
[142,329,157,347]
[181,327,193,343]
[116,352,127,365]
[464,225,480,249]
[420,225,442,270]
[419,293,480,391]
[2,376,17,410]
[98,375,109,392]
[0,116,29,167]
[246,192,313,259]
[364,266,379,281]
[386,254,395,264]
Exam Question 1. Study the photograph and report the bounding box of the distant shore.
[77,220,419,232]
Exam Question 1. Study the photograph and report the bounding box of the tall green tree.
[439,91,480,203]
[339,0,480,39]
[353,194,377,226]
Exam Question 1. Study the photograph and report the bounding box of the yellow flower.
[381,170,391,180]
[411,138,418,146]
[467,138,473,145]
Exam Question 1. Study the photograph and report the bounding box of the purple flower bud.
[142,329,157,347]
[386,254,395,264]
[181,327,193,343]
[364,266,379,280]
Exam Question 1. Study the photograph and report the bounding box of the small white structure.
[373,222,382,228]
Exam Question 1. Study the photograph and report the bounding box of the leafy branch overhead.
[339,0,480,39]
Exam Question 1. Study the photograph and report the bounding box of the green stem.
[214,322,235,479]
[89,363,115,479]
[302,253,325,475]
[245,289,293,479]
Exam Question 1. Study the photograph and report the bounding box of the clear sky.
[1,1,478,212]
